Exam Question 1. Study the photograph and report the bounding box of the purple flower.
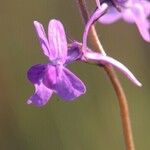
[27,20,86,107]
[95,0,150,42]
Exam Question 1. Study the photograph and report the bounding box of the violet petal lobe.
[33,21,51,58]
[66,42,82,64]
[129,3,150,42]
[85,52,142,87]
[42,65,58,90]
[55,67,86,100]
[98,7,121,24]
[27,64,46,84]
[48,19,67,63]
[27,82,53,107]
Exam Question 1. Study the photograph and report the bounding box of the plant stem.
[76,0,135,150]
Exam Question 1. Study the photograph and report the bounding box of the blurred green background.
[0,0,150,150]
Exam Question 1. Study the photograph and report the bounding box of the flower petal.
[42,65,58,90]
[33,21,51,58]
[129,3,150,42]
[27,82,53,107]
[85,52,142,87]
[27,64,46,84]
[48,19,67,62]
[55,67,86,100]
[98,6,121,24]
[66,42,82,64]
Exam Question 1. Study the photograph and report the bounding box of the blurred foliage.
[0,0,149,150]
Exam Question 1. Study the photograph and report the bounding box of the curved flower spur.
[80,4,142,87]
[95,0,150,42]
[27,20,86,107]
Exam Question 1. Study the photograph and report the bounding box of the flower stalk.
[76,0,135,150]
